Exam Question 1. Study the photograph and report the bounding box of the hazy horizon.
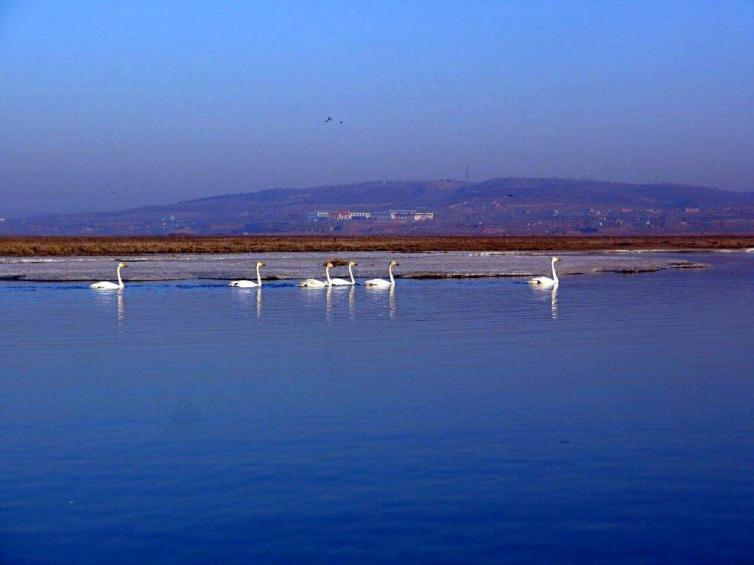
[2,1,753,218]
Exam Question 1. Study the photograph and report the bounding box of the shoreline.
[1,235,753,257]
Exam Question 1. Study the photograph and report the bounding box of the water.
[1,254,753,563]
[0,250,707,281]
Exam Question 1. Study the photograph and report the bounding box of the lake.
[1,252,753,563]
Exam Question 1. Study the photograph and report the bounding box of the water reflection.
[229,287,252,308]
[229,287,263,318]
[325,286,333,321]
[348,285,355,318]
[366,284,398,319]
[530,284,559,319]
[117,291,126,322]
[550,286,558,319]
[323,285,358,321]
[93,289,126,323]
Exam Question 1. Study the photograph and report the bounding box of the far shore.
[1,235,753,257]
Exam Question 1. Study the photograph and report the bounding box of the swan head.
[256,261,265,267]
[118,262,128,269]
[390,260,399,267]
[349,261,358,266]
[552,256,560,262]
[325,262,334,268]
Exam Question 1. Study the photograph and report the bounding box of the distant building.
[389,210,435,222]
[308,210,336,220]
[307,209,434,222]
[390,209,415,220]
[331,210,352,220]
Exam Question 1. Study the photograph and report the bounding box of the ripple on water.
[0,254,753,562]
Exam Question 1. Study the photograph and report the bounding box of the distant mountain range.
[3,178,754,235]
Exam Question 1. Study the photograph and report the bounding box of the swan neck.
[325,265,332,286]
[256,264,262,287]
[348,263,355,284]
[388,264,395,285]
[116,265,124,287]
[551,258,558,283]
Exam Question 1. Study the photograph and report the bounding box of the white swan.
[330,261,357,286]
[529,256,560,288]
[229,261,265,288]
[90,262,127,290]
[365,260,398,288]
[299,262,333,288]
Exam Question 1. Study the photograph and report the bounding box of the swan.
[529,256,560,288]
[365,260,398,288]
[299,262,333,288]
[90,262,127,290]
[329,261,357,286]
[229,261,265,288]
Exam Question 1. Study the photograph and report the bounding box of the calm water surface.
[2,254,753,563]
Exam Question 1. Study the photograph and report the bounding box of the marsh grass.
[0,235,752,257]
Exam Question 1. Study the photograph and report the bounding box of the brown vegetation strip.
[0,235,753,257]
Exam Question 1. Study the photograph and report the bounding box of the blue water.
[2,255,753,563]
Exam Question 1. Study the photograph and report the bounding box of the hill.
[3,178,754,235]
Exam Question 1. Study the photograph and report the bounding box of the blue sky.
[1,1,753,216]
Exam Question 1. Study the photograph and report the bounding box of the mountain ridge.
[3,177,753,235]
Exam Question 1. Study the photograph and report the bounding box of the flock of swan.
[297,260,400,289]
[90,257,562,290]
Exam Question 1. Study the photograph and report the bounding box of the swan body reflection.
[530,281,559,319]
[550,286,558,319]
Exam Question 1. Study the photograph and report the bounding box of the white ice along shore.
[0,251,715,282]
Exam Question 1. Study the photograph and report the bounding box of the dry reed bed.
[1,235,753,257]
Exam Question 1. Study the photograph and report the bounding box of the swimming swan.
[91,262,127,290]
[229,261,265,288]
[529,256,560,288]
[299,262,333,288]
[329,261,357,286]
[365,260,398,288]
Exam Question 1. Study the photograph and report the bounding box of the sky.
[1,1,753,217]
